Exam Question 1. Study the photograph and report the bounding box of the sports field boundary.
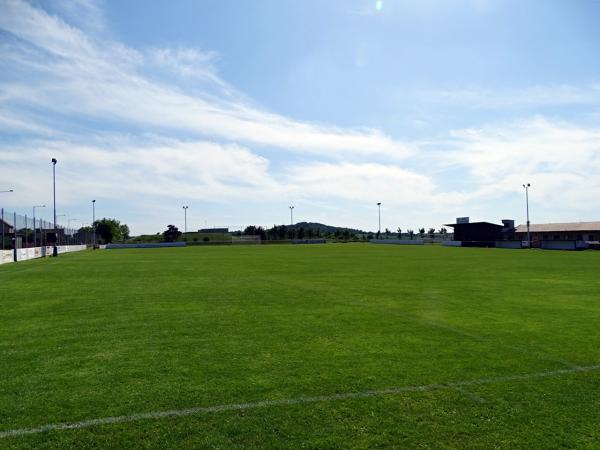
[2,363,599,439]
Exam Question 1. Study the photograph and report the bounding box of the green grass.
[1,244,600,448]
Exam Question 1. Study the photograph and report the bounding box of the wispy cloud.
[0,0,409,159]
[421,83,600,109]
[439,117,600,216]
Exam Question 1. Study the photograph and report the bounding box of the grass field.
[1,244,600,448]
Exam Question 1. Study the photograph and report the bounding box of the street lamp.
[289,205,294,226]
[51,158,57,256]
[377,202,382,235]
[92,200,96,247]
[523,183,531,248]
[32,205,46,247]
[183,206,188,233]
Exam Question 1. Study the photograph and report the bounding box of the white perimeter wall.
[442,241,462,247]
[0,245,88,264]
[1,250,13,265]
[370,239,424,245]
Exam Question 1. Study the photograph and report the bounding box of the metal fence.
[0,208,97,250]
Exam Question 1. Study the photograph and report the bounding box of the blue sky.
[1,0,599,234]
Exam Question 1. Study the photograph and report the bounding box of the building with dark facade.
[444,218,516,247]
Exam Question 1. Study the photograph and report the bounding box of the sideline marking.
[2,364,599,439]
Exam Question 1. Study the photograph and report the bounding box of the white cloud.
[287,162,435,205]
[0,0,409,159]
[147,47,221,81]
[421,84,600,109]
[0,137,279,204]
[441,117,600,215]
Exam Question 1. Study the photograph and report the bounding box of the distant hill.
[285,222,366,234]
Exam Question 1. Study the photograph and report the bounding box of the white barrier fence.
[370,239,424,245]
[106,242,186,249]
[0,245,88,265]
[442,241,462,247]
[1,250,12,264]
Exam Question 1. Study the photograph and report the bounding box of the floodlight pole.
[289,205,294,226]
[183,206,188,233]
[52,158,58,256]
[32,205,46,247]
[0,189,14,193]
[92,199,96,246]
[377,202,382,234]
[523,183,531,248]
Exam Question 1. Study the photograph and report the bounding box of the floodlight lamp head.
[51,158,57,164]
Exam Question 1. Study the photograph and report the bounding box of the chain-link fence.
[0,208,97,250]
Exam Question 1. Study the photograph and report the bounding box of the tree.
[428,228,436,238]
[407,229,414,240]
[397,227,402,239]
[287,227,296,239]
[385,228,391,238]
[418,228,425,238]
[438,227,448,236]
[297,227,305,239]
[162,224,182,242]
[93,218,129,243]
[244,225,259,235]
[120,224,130,240]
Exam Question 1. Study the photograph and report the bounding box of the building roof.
[444,222,503,228]
[515,222,600,233]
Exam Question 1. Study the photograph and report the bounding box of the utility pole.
[52,158,57,256]
[183,206,189,233]
[523,183,531,248]
[92,199,96,247]
[377,202,382,235]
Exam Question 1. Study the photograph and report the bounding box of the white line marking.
[2,364,599,439]
[451,386,487,404]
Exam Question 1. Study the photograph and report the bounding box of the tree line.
[238,225,450,241]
